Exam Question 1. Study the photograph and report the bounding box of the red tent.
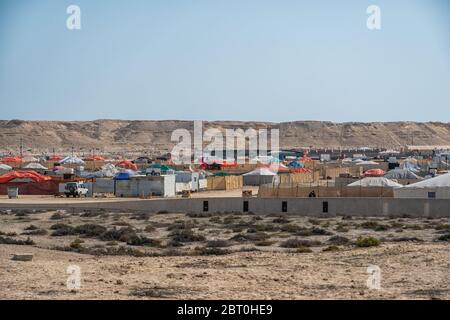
[117,160,137,170]
[364,169,385,177]
[84,155,105,161]
[49,155,62,161]
[1,156,22,163]
[0,171,52,183]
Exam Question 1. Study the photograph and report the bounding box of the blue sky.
[0,0,449,122]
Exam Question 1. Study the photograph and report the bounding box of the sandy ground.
[1,243,449,300]
[0,209,449,300]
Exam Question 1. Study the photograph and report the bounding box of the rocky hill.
[1,120,450,154]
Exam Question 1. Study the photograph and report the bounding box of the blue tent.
[114,169,136,180]
[287,161,304,168]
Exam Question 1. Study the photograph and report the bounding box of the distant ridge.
[1,120,450,153]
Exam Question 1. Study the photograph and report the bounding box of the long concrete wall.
[1,197,450,217]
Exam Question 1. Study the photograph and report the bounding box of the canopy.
[384,168,422,180]
[0,171,52,183]
[243,167,277,176]
[1,156,22,163]
[403,172,450,188]
[23,163,48,170]
[59,156,85,165]
[364,169,386,177]
[348,177,402,188]
[117,160,138,170]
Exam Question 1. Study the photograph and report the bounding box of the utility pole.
[19,137,23,157]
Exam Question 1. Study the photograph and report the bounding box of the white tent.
[243,167,277,176]
[348,177,403,188]
[22,155,38,162]
[243,167,277,186]
[59,156,85,165]
[394,173,450,199]
[384,168,422,180]
[23,163,48,170]
[0,164,12,171]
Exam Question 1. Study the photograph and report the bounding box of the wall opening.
[243,201,249,212]
[203,200,209,212]
[323,201,329,213]
[282,201,287,213]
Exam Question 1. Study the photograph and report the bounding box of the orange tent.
[364,169,385,177]
[117,160,137,170]
[84,155,105,161]
[1,156,22,163]
[49,155,62,161]
[0,171,52,183]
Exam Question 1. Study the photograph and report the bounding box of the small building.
[394,173,450,199]
[175,171,200,193]
[115,175,175,198]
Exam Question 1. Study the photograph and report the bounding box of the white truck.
[59,182,89,198]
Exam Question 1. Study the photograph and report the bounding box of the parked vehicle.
[61,182,89,198]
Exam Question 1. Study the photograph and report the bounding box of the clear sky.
[0,0,449,122]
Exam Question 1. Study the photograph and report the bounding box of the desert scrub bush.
[99,227,137,242]
[74,224,107,237]
[327,235,350,245]
[0,236,34,245]
[254,240,275,246]
[206,240,232,248]
[126,235,161,247]
[359,221,381,230]
[111,221,132,227]
[434,224,450,232]
[437,234,450,241]
[130,213,150,220]
[280,238,318,248]
[186,212,213,218]
[24,225,38,231]
[308,218,320,225]
[0,231,18,236]
[294,246,312,253]
[230,232,270,242]
[296,227,333,236]
[322,245,340,252]
[22,229,48,236]
[391,237,424,242]
[167,221,197,231]
[209,216,222,224]
[335,224,349,233]
[272,217,290,224]
[70,238,85,250]
[403,224,423,230]
[80,210,105,218]
[50,212,64,220]
[50,223,76,236]
[192,246,230,256]
[355,236,380,247]
[280,224,302,233]
[169,229,205,243]
[144,225,156,232]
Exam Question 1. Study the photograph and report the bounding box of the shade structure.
[364,169,385,177]
[117,160,138,170]
[23,163,48,170]
[59,156,85,165]
[348,177,402,188]
[394,172,450,199]
[0,171,52,183]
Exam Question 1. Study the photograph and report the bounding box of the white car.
[63,182,89,198]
